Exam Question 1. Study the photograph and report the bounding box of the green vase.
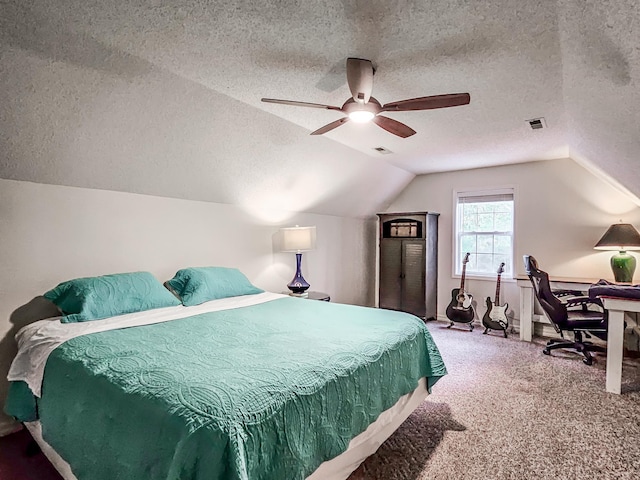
[611,251,636,283]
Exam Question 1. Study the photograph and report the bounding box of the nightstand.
[306,291,330,301]
[284,291,331,302]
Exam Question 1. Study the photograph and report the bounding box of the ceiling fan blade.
[372,115,417,138]
[310,117,349,135]
[346,58,374,104]
[261,98,342,111]
[381,93,470,112]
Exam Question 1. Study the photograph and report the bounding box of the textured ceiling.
[0,0,638,217]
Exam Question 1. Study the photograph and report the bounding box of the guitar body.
[446,288,475,325]
[482,297,509,337]
[482,262,508,338]
[446,252,475,330]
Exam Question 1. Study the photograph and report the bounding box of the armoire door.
[401,240,426,317]
[379,239,403,311]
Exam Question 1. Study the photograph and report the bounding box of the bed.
[4,270,446,480]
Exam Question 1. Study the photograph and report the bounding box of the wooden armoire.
[377,212,439,320]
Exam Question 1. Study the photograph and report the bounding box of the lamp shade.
[280,226,316,252]
[594,223,640,251]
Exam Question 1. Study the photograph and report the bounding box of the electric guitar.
[482,262,509,337]
[446,252,475,329]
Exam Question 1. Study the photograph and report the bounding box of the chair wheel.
[583,357,593,366]
[543,348,551,356]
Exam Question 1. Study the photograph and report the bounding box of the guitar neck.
[460,264,466,292]
[494,276,501,304]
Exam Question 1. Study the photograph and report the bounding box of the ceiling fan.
[261,58,470,138]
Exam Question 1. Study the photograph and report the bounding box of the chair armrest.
[564,296,604,309]
[553,289,585,297]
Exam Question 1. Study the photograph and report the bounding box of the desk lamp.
[280,225,316,294]
[594,223,640,283]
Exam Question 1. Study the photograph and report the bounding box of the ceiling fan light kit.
[261,57,470,138]
[348,110,375,123]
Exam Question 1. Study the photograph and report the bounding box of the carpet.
[349,321,640,479]
[0,427,62,480]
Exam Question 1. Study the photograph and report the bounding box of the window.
[454,188,514,278]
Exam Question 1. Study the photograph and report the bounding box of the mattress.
[6,293,445,479]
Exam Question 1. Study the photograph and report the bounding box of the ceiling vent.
[373,146,393,154]
[526,117,546,130]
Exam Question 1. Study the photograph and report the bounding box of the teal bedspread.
[5,298,446,480]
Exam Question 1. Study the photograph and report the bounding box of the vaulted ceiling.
[0,1,638,218]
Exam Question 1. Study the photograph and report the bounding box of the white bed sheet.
[9,292,285,396]
[26,378,428,480]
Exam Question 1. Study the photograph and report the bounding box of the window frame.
[452,186,516,280]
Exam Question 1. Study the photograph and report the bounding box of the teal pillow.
[44,272,181,323]
[166,267,263,306]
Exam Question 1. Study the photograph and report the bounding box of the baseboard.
[433,314,484,327]
[434,314,520,334]
[0,417,21,437]
[433,315,640,352]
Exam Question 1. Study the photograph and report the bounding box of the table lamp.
[594,223,640,283]
[280,225,316,294]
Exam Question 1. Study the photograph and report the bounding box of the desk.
[600,296,639,394]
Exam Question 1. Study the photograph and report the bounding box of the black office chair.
[523,255,607,365]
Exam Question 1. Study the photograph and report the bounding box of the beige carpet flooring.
[349,321,640,480]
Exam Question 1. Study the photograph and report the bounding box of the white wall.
[385,158,640,323]
[0,178,376,433]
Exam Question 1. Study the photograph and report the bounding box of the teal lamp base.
[611,251,636,283]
